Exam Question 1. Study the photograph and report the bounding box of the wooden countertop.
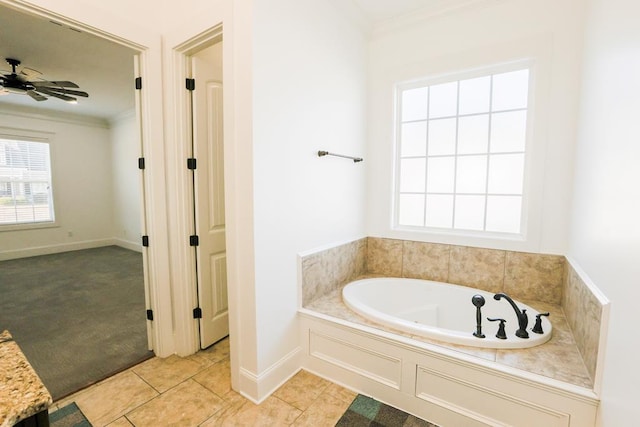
[0,330,52,427]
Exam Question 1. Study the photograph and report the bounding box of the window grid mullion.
[402,150,524,160]
[422,87,430,227]
[409,106,526,122]
[482,75,495,231]
[451,81,461,229]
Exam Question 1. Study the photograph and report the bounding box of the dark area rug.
[49,402,92,427]
[336,394,439,427]
[0,246,153,400]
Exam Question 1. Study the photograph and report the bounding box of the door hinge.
[146,309,154,321]
[187,158,197,170]
[142,235,149,247]
[135,77,142,90]
[193,307,202,319]
[186,78,195,91]
[138,157,145,170]
[189,235,199,246]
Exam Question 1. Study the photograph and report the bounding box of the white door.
[191,42,228,348]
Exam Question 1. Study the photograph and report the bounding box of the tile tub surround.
[300,237,606,389]
[563,261,603,382]
[365,238,565,304]
[301,238,367,306]
[301,237,568,306]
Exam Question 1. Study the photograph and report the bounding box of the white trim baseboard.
[113,238,143,253]
[0,238,117,261]
[238,346,302,404]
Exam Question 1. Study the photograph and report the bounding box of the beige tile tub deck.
[304,285,594,390]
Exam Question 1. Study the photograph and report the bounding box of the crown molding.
[371,0,500,40]
[327,0,372,37]
[108,108,136,125]
[0,102,109,128]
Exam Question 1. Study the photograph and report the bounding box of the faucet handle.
[487,317,507,340]
[532,312,550,334]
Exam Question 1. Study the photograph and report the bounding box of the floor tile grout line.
[81,367,159,426]
[50,342,233,426]
[270,394,304,425]
[123,357,235,425]
[60,361,364,427]
[191,378,228,401]
[60,345,371,427]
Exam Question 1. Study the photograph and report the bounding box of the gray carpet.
[0,246,153,400]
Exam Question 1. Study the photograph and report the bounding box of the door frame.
[0,0,175,356]
[166,26,224,356]
[162,3,253,397]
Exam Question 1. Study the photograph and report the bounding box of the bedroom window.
[394,66,531,236]
[0,137,55,226]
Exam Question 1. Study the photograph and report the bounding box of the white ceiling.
[0,4,136,121]
[352,0,439,23]
[352,0,479,25]
[0,1,461,122]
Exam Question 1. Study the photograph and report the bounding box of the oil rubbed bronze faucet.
[471,295,486,338]
[493,293,529,339]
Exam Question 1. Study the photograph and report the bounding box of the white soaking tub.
[342,277,552,349]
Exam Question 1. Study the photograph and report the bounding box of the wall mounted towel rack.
[318,150,363,163]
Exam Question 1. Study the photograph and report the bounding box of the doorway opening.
[0,1,159,400]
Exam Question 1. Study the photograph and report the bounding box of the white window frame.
[0,129,58,231]
[392,60,535,241]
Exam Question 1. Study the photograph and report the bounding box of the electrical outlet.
[68,231,73,237]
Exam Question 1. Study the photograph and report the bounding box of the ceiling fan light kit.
[0,57,89,104]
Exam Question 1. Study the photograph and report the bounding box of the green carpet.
[49,402,92,427]
[0,246,153,400]
[336,395,439,426]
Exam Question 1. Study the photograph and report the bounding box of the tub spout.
[493,293,529,339]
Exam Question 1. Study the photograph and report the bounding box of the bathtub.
[342,278,552,349]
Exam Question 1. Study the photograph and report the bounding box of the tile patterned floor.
[49,337,360,426]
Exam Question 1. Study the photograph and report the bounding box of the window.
[395,66,531,235]
[0,137,55,226]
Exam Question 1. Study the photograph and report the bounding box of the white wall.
[570,0,640,423]
[252,0,368,373]
[367,0,586,254]
[110,111,141,251]
[0,107,114,259]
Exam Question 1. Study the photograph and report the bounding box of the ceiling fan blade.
[32,80,80,89]
[42,87,89,97]
[34,87,76,102]
[27,90,48,101]
[20,67,42,79]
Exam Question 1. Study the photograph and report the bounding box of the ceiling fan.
[0,58,89,104]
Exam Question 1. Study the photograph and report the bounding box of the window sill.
[389,225,538,253]
[0,221,60,233]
